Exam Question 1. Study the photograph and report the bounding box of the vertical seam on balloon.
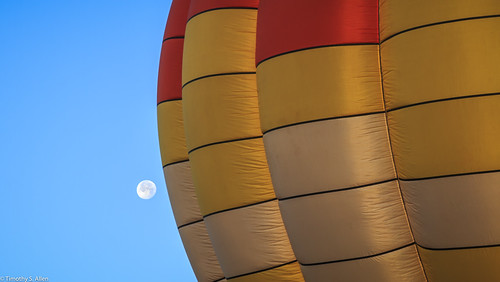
[377,2,428,280]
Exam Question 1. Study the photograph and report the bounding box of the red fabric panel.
[164,0,190,40]
[188,0,259,20]
[157,39,184,103]
[256,0,379,64]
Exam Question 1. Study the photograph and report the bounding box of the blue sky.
[0,1,196,281]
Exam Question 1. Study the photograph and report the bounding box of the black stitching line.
[280,178,397,201]
[300,242,415,266]
[399,169,500,182]
[203,198,277,219]
[188,135,262,155]
[162,159,189,168]
[182,72,256,89]
[388,92,500,112]
[187,7,258,24]
[382,14,500,43]
[262,111,385,135]
[256,43,379,68]
[163,36,184,43]
[177,218,204,230]
[418,242,500,251]
[157,98,182,106]
[226,260,297,280]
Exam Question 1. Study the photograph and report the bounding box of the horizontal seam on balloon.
[417,242,500,251]
[213,277,226,282]
[157,98,182,106]
[203,198,277,218]
[188,135,263,154]
[162,36,184,43]
[279,178,397,201]
[182,71,256,88]
[387,92,500,112]
[399,169,500,182]
[163,159,189,168]
[177,218,204,230]
[226,260,297,280]
[381,14,500,43]
[300,242,414,266]
[262,110,385,135]
[187,7,258,24]
[256,42,379,67]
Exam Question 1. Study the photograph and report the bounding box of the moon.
[137,180,156,200]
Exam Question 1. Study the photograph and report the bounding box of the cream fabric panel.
[381,18,500,110]
[182,74,261,151]
[164,162,201,227]
[279,180,412,264]
[388,96,500,179]
[204,200,296,279]
[418,246,500,282]
[256,45,383,133]
[263,114,395,199]
[157,101,188,165]
[379,0,500,41]
[179,221,225,282]
[182,10,256,85]
[301,245,425,282]
[401,172,500,249]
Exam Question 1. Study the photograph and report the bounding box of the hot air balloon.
[157,0,500,281]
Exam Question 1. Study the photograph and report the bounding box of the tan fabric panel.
[256,45,383,133]
[229,262,303,282]
[279,180,412,264]
[182,9,257,85]
[388,96,500,179]
[189,138,275,216]
[157,101,188,166]
[204,200,296,279]
[381,17,500,110]
[179,221,225,282]
[264,114,395,199]
[418,245,500,282]
[301,245,425,282]
[164,162,202,227]
[379,0,500,41]
[401,172,500,249]
[182,74,261,151]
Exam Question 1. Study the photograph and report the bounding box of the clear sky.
[0,1,196,281]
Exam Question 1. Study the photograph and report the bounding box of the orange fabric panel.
[157,39,184,103]
[256,0,378,64]
[164,0,190,40]
[188,0,258,20]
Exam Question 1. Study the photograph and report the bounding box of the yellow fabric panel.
[157,101,188,166]
[401,172,500,249]
[204,200,297,279]
[389,95,500,179]
[189,138,275,216]
[381,17,500,110]
[182,9,257,85]
[179,221,225,282]
[182,74,262,151]
[301,245,425,282]
[418,245,500,282]
[257,45,383,133]
[380,0,500,41]
[229,262,303,282]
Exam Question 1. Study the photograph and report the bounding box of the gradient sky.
[0,0,197,281]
